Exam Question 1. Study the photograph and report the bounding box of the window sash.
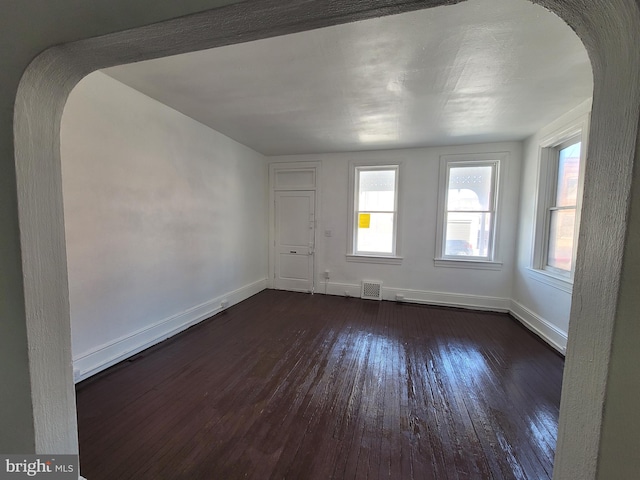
[353,166,399,256]
[546,207,576,272]
[442,161,498,260]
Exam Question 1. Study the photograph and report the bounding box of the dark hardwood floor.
[76,290,564,480]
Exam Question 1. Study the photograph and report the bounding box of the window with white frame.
[532,118,587,283]
[436,154,504,267]
[351,165,399,257]
[546,138,582,273]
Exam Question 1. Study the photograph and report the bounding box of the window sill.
[526,267,573,293]
[433,258,503,271]
[346,254,403,265]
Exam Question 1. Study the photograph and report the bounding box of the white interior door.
[275,190,315,292]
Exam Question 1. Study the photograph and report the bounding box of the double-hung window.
[545,138,582,273]
[435,153,504,268]
[349,164,400,261]
[531,114,588,287]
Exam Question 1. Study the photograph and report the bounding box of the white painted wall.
[61,72,268,381]
[512,100,592,352]
[269,141,522,311]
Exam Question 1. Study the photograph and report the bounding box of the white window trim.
[525,267,573,293]
[531,113,589,288]
[433,258,503,270]
[345,254,403,265]
[434,152,507,269]
[347,161,403,264]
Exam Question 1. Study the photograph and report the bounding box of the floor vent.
[361,281,383,300]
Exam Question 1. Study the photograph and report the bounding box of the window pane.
[359,169,396,211]
[357,212,394,254]
[547,209,576,271]
[448,165,493,211]
[556,142,581,207]
[445,212,492,257]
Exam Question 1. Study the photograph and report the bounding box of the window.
[348,164,400,262]
[435,153,505,269]
[546,139,581,273]
[531,116,588,286]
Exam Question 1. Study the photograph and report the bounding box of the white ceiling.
[103,0,592,156]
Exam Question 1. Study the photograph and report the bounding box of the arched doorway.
[13,1,640,478]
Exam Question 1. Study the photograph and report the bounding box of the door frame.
[269,162,321,291]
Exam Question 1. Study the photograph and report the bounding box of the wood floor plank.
[76,290,564,480]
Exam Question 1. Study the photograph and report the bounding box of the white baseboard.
[384,286,511,312]
[322,281,361,298]
[321,281,510,311]
[320,281,566,353]
[510,300,568,354]
[72,278,267,382]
